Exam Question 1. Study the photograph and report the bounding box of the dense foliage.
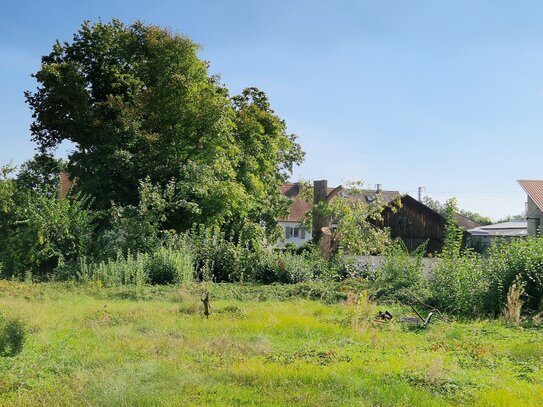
[371,240,427,302]
[25,19,303,242]
[422,196,493,225]
[302,180,395,256]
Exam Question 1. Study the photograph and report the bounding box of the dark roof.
[453,213,483,230]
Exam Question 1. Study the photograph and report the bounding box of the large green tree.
[25,19,303,240]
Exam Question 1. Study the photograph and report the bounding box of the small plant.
[0,312,26,357]
[351,290,377,333]
[504,283,525,326]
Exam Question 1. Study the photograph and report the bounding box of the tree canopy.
[25,19,303,240]
[422,196,492,225]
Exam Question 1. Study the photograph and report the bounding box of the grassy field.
[1,281,542,406]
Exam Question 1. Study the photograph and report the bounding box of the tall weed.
[504,283,524,326]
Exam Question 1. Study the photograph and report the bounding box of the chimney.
[59,171,73,198]
[312,180,328,244]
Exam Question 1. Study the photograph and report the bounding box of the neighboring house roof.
[279,184,316,221]
[453,213,483,230]
[279,183,400,222]
[467,220,527,237]
[518,179,543,213]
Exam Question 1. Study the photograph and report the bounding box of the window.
[285,225,306,240]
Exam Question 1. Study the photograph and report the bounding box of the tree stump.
[201,292,210,318]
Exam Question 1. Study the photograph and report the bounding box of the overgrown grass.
[1,281,542,406]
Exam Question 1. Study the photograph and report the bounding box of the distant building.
[276,183,324,247]
[518,180,543,235]
[277,181,480,254]
[276,183,400,248]
[467,220,527,253]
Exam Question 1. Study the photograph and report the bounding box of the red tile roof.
[518,180,543,213]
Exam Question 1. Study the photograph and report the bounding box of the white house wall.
[275,221,312,247]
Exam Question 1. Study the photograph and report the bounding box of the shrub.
[0,312,25,357]
[429,252,488,316]
[189,225,242,282]
[372,240,427,301]
[188,225,318,284]
[428,198,489,316]
[484,237,543,313]
[275,252,314,284]
[145,246,193,285]
[243,250,277,284]
[79,244,194,287]
[4,190,94,281]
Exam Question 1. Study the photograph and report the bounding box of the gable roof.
[453,213,483,230]
[518,180,543,213]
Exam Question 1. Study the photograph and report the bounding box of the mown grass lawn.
[1,281,542,406]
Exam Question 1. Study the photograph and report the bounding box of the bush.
[145,246,193,285]
[4,190,94,281]
[428,199,489,316]
[188,225,317,284]
[189,225,242,282]
[79,243,194,287]
[484,237,543,313]
[243,250,277,284]
[0,312,25,357]
[429,252,488,316]
[275,252,314,284]
[372,240,427,301]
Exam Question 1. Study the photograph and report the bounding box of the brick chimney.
[59,171,72,198]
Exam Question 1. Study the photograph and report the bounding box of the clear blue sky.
[1,0,542,220]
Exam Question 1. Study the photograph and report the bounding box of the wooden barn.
[377,194,446,253]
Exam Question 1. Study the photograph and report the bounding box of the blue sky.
[1,1,542,219]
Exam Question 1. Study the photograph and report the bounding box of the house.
[518,180,543,235]
[276,184,313,246]
[277,181,479,253]
[467,220,527,253]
